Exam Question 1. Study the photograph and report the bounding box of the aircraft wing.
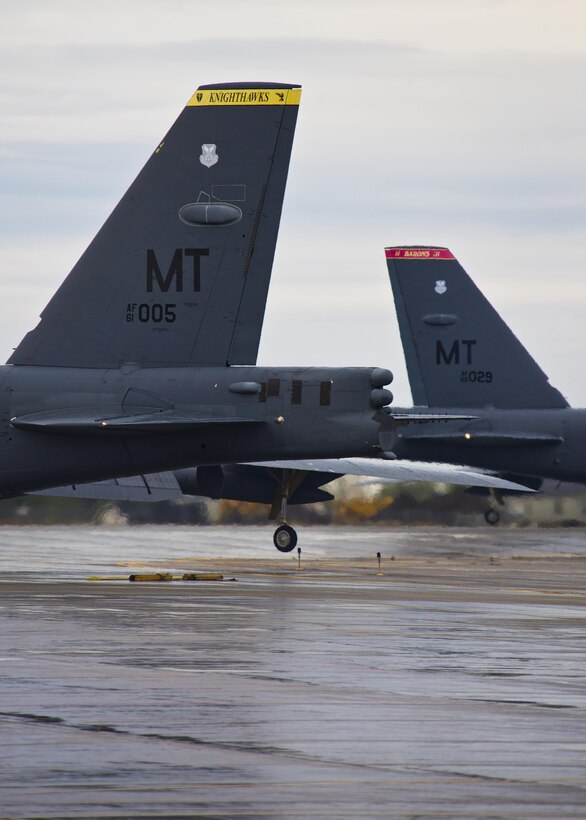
[30,458,535,503]
[246,458,536,491]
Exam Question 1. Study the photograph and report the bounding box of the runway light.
[464,432,471,440]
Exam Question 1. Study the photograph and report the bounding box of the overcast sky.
[1,0,585,405]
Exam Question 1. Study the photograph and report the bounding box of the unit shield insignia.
[434,280,447,295]
[200,144,219,168]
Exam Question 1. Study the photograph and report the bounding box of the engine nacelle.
[173,464,335,506]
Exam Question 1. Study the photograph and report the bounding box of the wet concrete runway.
[2,525,586,817]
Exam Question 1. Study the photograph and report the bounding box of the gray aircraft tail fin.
[10,82,301,368]
[386,246,568,409]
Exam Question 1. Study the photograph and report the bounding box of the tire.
[484,508,500,526]
[273,524,298,552]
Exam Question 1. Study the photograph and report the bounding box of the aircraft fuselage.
[394,406,586,485]
[0,365,385,496]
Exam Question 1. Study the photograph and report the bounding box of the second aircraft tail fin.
[385,246,568,409]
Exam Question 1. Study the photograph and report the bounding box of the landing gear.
[273,523,298,552]
[484,507,500,526]
[483,487,504,526]
[269,468,307,552]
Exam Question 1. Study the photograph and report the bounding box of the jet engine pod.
[174,465,225,498]
[179,202,242,227]
[175,464,335,506]
[370,388,393,408]
[370,368,393,387]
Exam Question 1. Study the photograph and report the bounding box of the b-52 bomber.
[385,245,586,523]
[6,82,529,549]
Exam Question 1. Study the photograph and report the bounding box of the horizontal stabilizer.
[400,431,562,447]
[391,412,476,424]
[31,472,182,501]
[11,408,262,434]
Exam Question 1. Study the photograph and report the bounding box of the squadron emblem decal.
[434,280,447,295]
[199,144,219,168]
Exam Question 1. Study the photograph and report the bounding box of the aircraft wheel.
[273,524,298,552]
[484,508,500,526]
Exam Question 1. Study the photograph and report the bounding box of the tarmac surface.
[2,525,586,818]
